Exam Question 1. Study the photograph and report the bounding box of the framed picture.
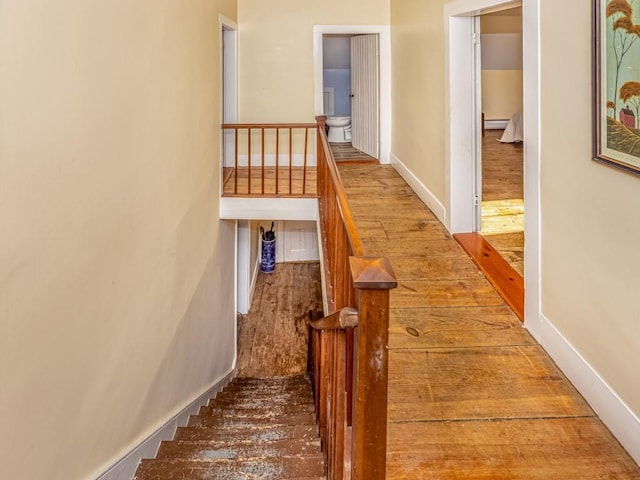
[594,0,640,175]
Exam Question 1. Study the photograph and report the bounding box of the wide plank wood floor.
[236,262,322,377]
[337,163,640,479]
[222,166,317,197]
[482,129,524,276]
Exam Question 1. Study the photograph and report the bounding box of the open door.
[350,34,379,159]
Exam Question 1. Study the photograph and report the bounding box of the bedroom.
[479,7,524,280]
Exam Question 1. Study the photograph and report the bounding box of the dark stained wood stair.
[134,375,325,480]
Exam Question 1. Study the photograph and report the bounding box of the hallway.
[337,164,640,479]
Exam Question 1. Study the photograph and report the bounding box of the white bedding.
[499,111,523,143]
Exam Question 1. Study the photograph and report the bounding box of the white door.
[473,16,483,231]
[350,34,379,158]
[283,221,319,262]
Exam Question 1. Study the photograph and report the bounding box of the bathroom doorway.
[322,34,379,161]
[313,25,391,164]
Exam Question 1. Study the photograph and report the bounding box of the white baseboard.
[539,314,640,464]
[390,153,447,225]
[224,153,317,169]
[249,254,260,303]
[484,119,508,130]
[95,370,235,480]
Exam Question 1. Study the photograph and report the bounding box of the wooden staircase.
[134,376,325,480]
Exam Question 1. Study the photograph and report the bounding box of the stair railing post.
[349,256,397,480]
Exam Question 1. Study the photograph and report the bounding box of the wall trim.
[539,314,640,465]
[249,253,260,304]
[484,119,508,130]
[390,153,447,225]
[95,370,235,480]
[220,198,318,221]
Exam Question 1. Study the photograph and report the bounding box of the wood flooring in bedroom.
[481,128,524,277]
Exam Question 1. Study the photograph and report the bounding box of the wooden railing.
[309,116,397,480]
[221,123,317,197]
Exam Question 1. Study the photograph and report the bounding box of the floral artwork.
[594,0,640,174]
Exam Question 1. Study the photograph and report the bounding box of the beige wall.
[238,0,390,123]
[540,0,640,415]
[481,70,523,120]
[0,1,237,479]
[390,0,640,423]
[481,12,522,34]
[391,0,447,200]
[481,14,523,121]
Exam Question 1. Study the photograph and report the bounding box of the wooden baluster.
[349,257,397,480]
[276,128,280,195]
[333,330,346,480]
[247,128,252,195]
[288,127,293,195]
[234,127,239,194]
[261,127,265,195]
[303,127,309,195]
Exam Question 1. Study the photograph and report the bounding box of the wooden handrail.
[310,116,397,480]
[309,307,359,330]
[222,123,317,129]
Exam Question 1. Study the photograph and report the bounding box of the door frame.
[313,25,391,164]
[445,0,541,339]
[221,15,238,173]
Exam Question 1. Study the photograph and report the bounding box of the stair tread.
[156,438,322,460]
[135,456,325,480]
[199,403,315,417]
[210,395,314,408]
[188,411,316,428]
[174,424,319,442]
[134,376,323,480]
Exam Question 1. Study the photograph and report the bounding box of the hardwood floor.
[236,262,322,378]
[329,142,378,162]
[338,163,640,479]
[454,232,524,321]
[481,129,524,275]
[222,166,317,197]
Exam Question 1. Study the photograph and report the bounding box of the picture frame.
[594,0,640,176]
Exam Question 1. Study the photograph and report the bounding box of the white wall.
[0,1,238,479]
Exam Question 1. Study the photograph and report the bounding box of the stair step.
[156,438,322,460]
[219,384,312,397]
[134,455,325,480]
[232,376,310,386]
[187,411,316,429]
[200,403,315,417]
[174,424,319,442]
[210,393,314,408]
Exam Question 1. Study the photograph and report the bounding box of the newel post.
[315,115,327,134]
[348,256,397,480]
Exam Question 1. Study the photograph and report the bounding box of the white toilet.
[326,115,352,143]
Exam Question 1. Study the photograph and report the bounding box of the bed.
[499,111,523,143]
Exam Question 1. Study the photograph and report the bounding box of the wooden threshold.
[454,232,524,321]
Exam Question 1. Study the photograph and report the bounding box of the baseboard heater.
[484,119,509,130]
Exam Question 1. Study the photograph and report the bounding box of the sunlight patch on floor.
[481,199,524,234]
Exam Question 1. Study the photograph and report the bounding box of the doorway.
[322,34,379,162]
[445,0,541,337]
[313,25,391,164]
[478,7,524,277]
